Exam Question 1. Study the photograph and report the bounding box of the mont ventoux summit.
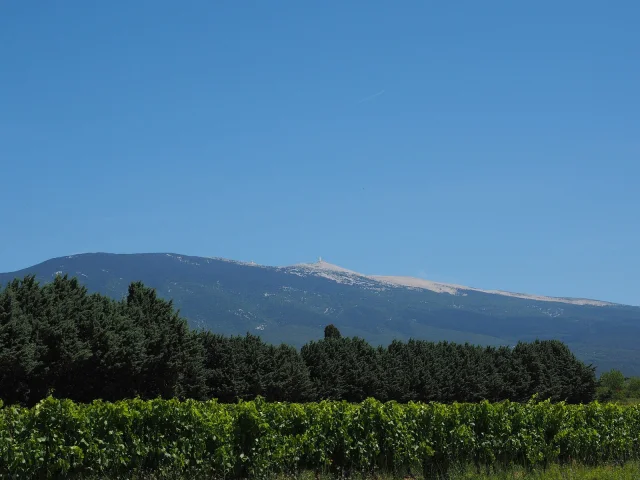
[2,252,639,375]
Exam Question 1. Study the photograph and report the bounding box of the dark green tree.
[0,277,43,405]
[302,336,384,402]
[261,343,315,402]
[124,281,207,400]
[626,377,640,398]
[0,275,599,406]
[198,331,237,402]
[324,324,342,339]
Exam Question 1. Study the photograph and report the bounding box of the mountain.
[2,253,639,374]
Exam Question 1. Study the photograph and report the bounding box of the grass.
[447,461,640,479]
[92,462,640,479]
[613,397,640,405]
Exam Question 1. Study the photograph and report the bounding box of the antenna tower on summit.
[318,256,323,262]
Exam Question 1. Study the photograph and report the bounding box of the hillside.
[2,252,639,374]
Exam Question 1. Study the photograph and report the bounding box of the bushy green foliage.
[626,378,640,399]
[595,370,640,403]
[324,324,342,339]
[0,276,206,405]
[0,275,596,406]
[198,331,314,403]
[597,369,627,401]
[1,397,640,479]
[302,338,595,404]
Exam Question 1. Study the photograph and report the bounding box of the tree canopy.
[0,275,597,406]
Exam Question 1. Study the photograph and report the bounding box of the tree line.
[0,275,597,406]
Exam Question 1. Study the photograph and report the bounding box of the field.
[79,463,640,479]
[2,396,640,479]
[78,462,640,479]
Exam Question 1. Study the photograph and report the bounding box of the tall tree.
[324,324,342,339]
[0,277,43,405]
[123,282,207,400]
[261,343,315,402]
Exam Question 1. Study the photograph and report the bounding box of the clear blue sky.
[1,1,638,305]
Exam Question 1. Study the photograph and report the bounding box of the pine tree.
[0,277,43,405]
[324,324,342,339]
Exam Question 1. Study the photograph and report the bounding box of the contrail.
[358,89,385,103]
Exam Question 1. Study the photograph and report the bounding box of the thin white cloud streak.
[358,90,385,103]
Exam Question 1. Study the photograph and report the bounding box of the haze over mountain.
[2,253,639,374]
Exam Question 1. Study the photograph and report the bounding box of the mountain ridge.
[290,258,617,307]
[2,252,639,374]
[112,253,620,307]
[3,252,624,307]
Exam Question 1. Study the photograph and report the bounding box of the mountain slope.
[1,253,639,374]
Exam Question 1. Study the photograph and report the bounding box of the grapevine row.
[2,397,640,478]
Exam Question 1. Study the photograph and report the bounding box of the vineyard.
[2,397,640,479]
